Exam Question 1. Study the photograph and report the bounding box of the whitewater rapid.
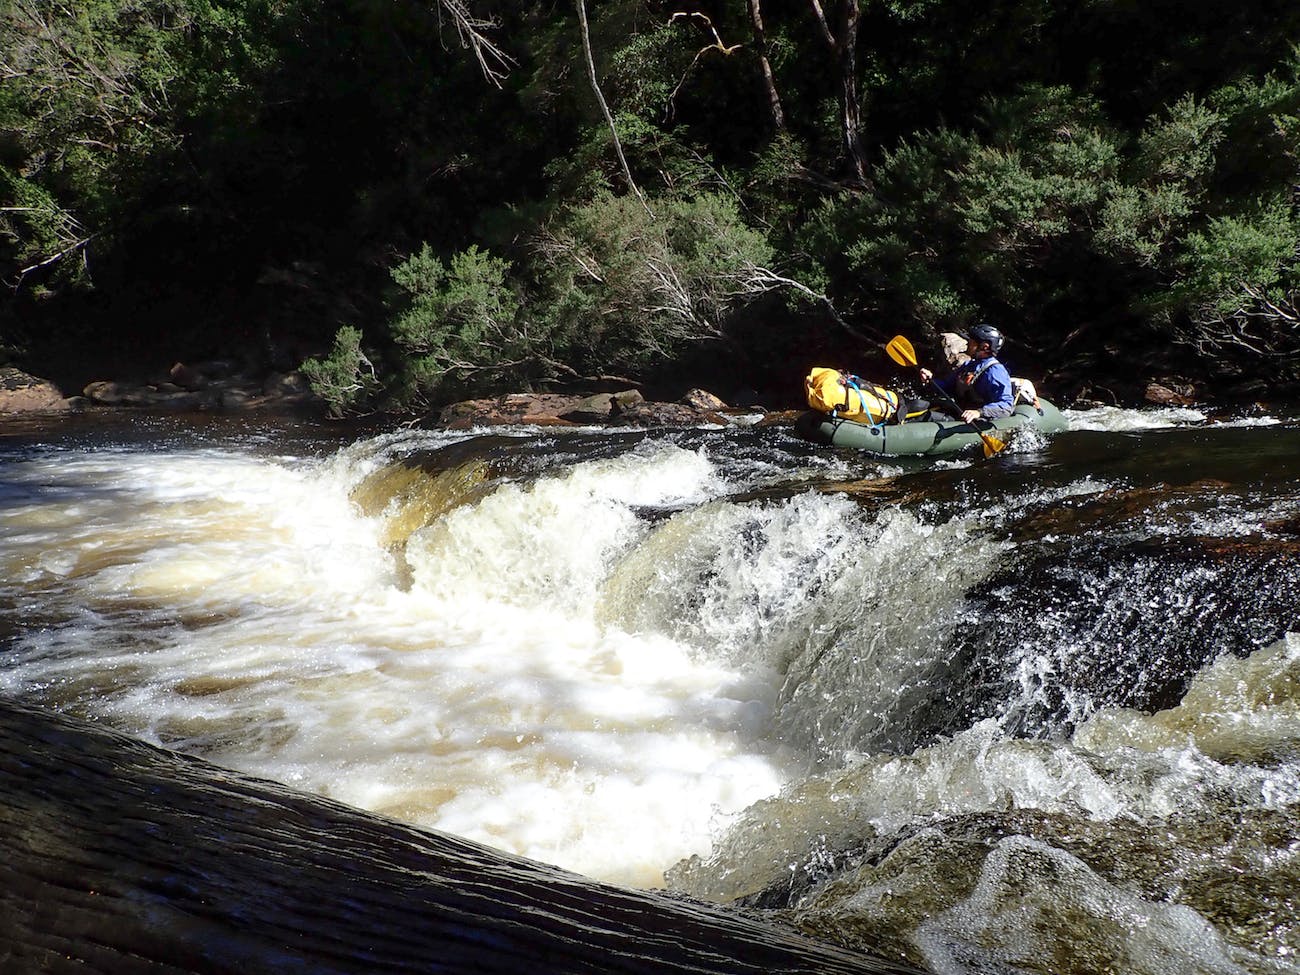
[3,405,1299,974]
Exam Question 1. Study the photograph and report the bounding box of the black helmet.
[966,323,1004,354]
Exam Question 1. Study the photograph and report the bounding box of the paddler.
[919,324,1014,423]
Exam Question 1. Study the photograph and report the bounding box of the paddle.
[885,335,1007,457]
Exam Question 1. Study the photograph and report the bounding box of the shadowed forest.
[4,0,1299,412]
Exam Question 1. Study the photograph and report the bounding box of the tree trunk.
[808,0,869,185]
[747,0,786,132]
[0,699,920,975]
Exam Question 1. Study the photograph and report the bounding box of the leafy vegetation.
[4,1,1299,408]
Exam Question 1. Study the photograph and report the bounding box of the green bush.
[1179,201,1299,319]
[385,243,523,404]
[532,190,775,374]
[300,326,377,417]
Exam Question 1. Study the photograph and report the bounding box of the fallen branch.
[12,232,97,289]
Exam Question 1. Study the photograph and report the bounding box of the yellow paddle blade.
[980,431,1008,457]
[885,335,917,368]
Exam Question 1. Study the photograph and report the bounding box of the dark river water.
[1,402,1298,974]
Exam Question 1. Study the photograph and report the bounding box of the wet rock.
[0,699,910,975]
[0,368,67,413]
[940,528,1300,738]
[438,388,731,429]
[155,391,209,410]
[756,409,806,428]
[1145,381,1197,406]
[83,380,158,407]
[559,393,618,423]
[168,361,207,390]
[81,370,319,413]
[217,388,252,409]
[681,388,728,411]
[439,393,585,428]
[1267,514,1300,536]
[612,399,728,427]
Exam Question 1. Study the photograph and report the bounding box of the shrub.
[300,326,377,416]
[386,243,523,404]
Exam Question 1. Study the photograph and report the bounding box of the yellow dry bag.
[804,368,900,424]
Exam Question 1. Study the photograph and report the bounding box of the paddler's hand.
[919,368,933,382]
[961,409,982,423]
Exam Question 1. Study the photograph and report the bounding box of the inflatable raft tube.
[794,399,1068,456]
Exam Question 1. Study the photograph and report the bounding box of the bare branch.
[13,234,97,290]
[1173,279,1300,361]
[665,13,747,124]
[669,12,742,55]
[576,0,653,217]
[436,0,514,87]
[538,358,640,386]
[737,262,878,342]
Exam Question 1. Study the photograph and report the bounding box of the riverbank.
[0,361,765,429]
[1,352,1284,428]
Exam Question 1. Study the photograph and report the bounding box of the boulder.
[559,393,617,423]
[83,380,157,407]
[217,388,253,410]
[940,332,970,366]
[263,371,312,398]
[436,388,731,429]
[612,388,645,410]
[1144,381,1197,406]
[613,400,728,427]
[439,393,586,428]
[0,368,67,413]
[78,366,321,413]
[681,388,728,411]
[168,361,208,390]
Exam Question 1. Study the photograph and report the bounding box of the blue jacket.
[936,356,1014,419]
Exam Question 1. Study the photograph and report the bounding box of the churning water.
[2,404,1299,973]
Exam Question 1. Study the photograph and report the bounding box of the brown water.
[2,404,1299,973]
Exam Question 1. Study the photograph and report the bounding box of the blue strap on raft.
[842,375,889,430]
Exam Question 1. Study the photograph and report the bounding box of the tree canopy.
[3,0,1299,410]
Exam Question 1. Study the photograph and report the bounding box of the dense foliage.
[4,0,1299,410]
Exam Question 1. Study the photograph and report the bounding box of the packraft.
[794,397,1068,457]
[804,368,900,425]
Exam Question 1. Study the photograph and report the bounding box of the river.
[1,403,1298,974]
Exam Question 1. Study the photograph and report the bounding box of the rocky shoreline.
[0,361,318,415]
[0,330,1218,425]
[0,363,773,430]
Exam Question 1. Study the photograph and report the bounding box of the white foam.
[0,440,791,887]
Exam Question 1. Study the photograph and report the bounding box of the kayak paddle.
[885,335,1007,457]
